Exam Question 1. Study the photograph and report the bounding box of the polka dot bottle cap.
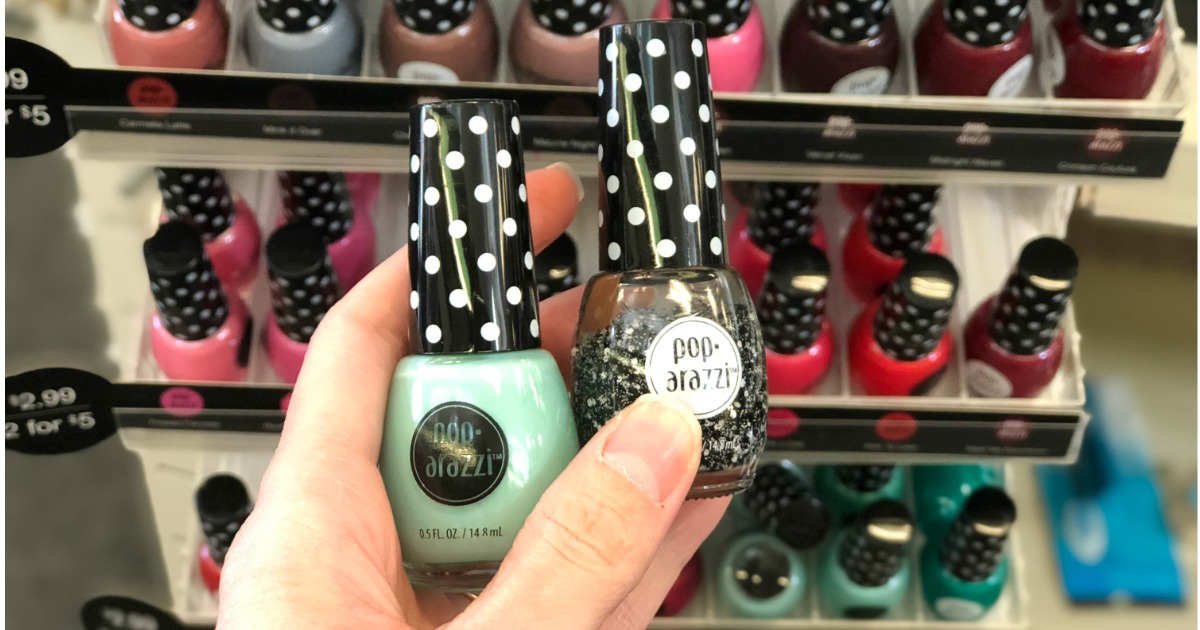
[834,464,896,493]
[808,0,894,43]
[409,99,540,355]
[941,487,1016,582]
[988,236,1077,355]
[258,0,338,33]
[532,0,614,36]
[266,224,340,345]
[392,0,477,34]
[868,184,940,258]
[1079,0,1162,50]
[747,181,820,254]
[757,242,829,355]
[195,474,252,566]
[156,168,237,241]
[743,462,831,550]
[278,171,354,242]
[943,0,1028,47]
[873,253,958,361]
[838,500,913,588]
[144,222,230,342]
[535,233,579,300]
[119,0,199,31]
[599,20,727,272]
[672,0,753,36]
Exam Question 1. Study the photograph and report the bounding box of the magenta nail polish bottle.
[728,181,826,299]
[759,243,836,396]
[156,168,261,294]
[263,224,341,384]
[277,171,376,291]
[651,0,767,92]
[779,0,901,94]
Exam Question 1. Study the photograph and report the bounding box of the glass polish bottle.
[380,100,578,592]
[572,19,768,500]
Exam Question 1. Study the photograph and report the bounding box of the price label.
[81,596,197,630]
[5,367,117,454]
[5,37,73,157]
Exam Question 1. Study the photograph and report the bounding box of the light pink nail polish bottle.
[106,0,230,70]
[651,0,767,92]
[277,171,377,291]
[263,224,341,384]
[509,0,629,86]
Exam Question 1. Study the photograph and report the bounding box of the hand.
[217,163,730,630]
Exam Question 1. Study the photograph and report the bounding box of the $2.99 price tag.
[5,368,117,454]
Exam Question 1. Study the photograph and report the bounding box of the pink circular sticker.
[160,387,204,417]
[997,417,1031,443]
[766,408,801,440]
[875,412,917,442]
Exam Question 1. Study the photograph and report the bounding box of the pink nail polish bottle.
[145,222,250,382]
[779,0,901,95]
[105,0,230,70]
[156,168,261,295]
[1050,0,1166,99]
[277,171,376,291]
[728,181,826,299]
[842,185,944,303]
[651,0,767,92]
[509,0,629,86]
[913,0,1034,97]
[759,242,835,395]
[263,224,341,384]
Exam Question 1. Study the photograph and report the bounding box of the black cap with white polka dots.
[535,233,579,300]
[278,171,354,242]
[868,184,940,258]
[673,0,752,36]
[873,253,958,361]
[742,462,831,550]
[809,0,894,43]
[195,474,252,567]
[940,487,1015,583]
[266,224,340,344]
[757,242,829,355]
[409,99,540,355]
[392,0,476,34]
[599,20,727,272]
[532,0,613,36]
[838,500,913,588]
[943,0,1028,47]
[156,168,237,242]
[834,464,895,493]
[258,0,337,33]
[119,0,199,31]
[144,222,230,342]
[747,182,820,254]
[988,237,1077,355]
[1079,0,1162,48]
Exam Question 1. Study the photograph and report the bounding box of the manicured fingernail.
[549,161,585,203]
[601,394,700,503]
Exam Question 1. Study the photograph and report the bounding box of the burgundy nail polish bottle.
[278,171,376,291]
[742,461,832,550]
[842,185,944,303]
[779,0,901,94]
[914,0,1034,97]
[659,553,705,616]
[264,224,341,384]
[379,0,500,82]
[156,168,261,294]
[510,0,628,86]
[1050,0,1165,99]
[195,473,252,594]
[965,237,1077,398]
[849,253,958,396]
[651,0,767,92]
[759,243,836,396]
[729,182,825,299]
[838,183,882,215]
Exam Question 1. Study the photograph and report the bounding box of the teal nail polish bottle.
[814,464,905,524]
[719,532,807,618]
[920,487,1016,621]
[380,100,578,592]
[913,464,1004,541]
[818,500,913,619]
[740,461,831,550]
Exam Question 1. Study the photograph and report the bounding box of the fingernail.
[601,394,699,503]
[549,161,586,203]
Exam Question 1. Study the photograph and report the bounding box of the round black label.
[5,37,74,158]
[410,402,508,506]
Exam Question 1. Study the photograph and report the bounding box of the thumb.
[455,395,702,630]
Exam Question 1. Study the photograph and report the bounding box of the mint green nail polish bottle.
[719,532,807,618]
[814,464,905,524]
[818,500,913,619]
[920,487,1016,620]
[379,99,578,593]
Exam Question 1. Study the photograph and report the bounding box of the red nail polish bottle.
[195,474,252,594]
[914,0,1034,97]
[759,243,836,395]
[849,254,958,396]
[964,237,1077,398]
[779,0,901,95]
[729,182,826,299]
[842,185,944,303]
[659,553,705,616]
[1050,0,1165,99]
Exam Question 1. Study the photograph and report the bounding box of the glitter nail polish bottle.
[741,461,831,550]
[277,170,377,291]
[380,100,578,592]
[813,464,906,524]
[728,181,826,300]
[573,20,768,500]
[758,242,836,396]
[920,487,1016,620]
[842,184,944,303]
[818,500,914,619]
[195,473,252,594]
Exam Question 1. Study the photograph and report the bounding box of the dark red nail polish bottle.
[913,0,1034,96]
[729,182,825,299]
[964,237,1077,398]
[1050,0,1165,99]
[838,182,882,215]
[842,185,944,303]
[759,242,836,395]
[849,253,959,396]
[778,0,901,95]
[659,553,705,616]
[195,474,252,594]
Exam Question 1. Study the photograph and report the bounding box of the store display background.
[4,2,1197,629]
